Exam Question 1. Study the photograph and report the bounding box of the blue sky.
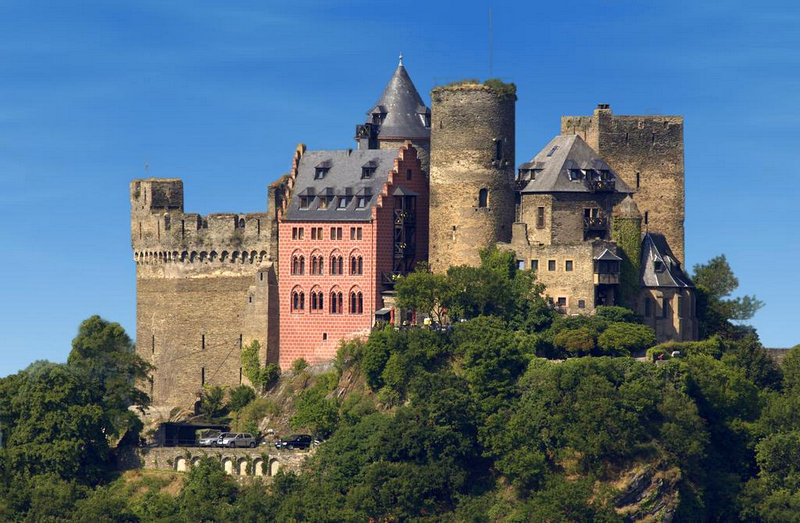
[1,1,798,376]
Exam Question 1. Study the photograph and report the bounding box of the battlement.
[131,178,274,264]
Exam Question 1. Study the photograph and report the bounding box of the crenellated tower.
[428,81,516,272]
[130,178,279,413]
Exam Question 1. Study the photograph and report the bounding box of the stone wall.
[561,106,685,264]
[504,223,619,315]
[129,446,308,478]
[429,83,516,271]
[131,179,278,410]
[639,287,698,342]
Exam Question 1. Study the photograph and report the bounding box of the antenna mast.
[488,8,493,77]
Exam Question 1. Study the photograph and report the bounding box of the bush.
[553,328,596,356]
[646,347,671,362]
[651,337,724,359]
[597,322,657,356]
[291,358,309,374]
[235,398,280,434]
[595,305,640,324]
[227,385,256,412]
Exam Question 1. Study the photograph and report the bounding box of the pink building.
[277,143,428,368]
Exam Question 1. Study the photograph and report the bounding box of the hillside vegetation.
[1,249,798,521]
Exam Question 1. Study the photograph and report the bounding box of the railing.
[394,210,415,224]
[583,217,607,231]
[585,179,615,192]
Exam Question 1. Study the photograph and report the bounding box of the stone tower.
[561,105,685,264]
[355,57,431,171]
[611,195,643,308]
[130,178,278,414]
[428,81,516,272]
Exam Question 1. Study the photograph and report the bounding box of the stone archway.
[175,456,187,472]
[222,458,234,475]
[238,458,248,476]
[253,459,264,477]
[269,459,281,477]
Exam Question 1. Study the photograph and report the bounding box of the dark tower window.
[406,169,412,180]
[495,140,502,161]
[537,207,545,229]
[636,171,641,189]
[644,211,649,225]
[478,189,488,208]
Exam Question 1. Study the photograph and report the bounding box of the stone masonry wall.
[504,223,617,315]
[561,106,685,264]
[429,84,516,272]
[131,179,277,410]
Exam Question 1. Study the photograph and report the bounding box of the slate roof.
[366,61,430,141]
[640,233,694,288]
[284,149,399,222]
[517,135,632,194]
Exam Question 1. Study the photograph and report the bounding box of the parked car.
[275,434,313,450]
[218,433,257,448]
[197,430,221,447]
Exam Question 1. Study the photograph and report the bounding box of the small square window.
[517,260,525,270]
[578,299,586,309]
[565,260,573,271]
[548,260,556,271]
[530,259,538,272]
[557,297,567,307]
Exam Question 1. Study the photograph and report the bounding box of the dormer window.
[654,260,665,273]
[361,160,377,179]
[314,160,332,180]
[299,196,313,209]
[357,188,372,208]
[569,169,582,181]
[338,196,351,209]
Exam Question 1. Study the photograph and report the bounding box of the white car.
[218,432,257,448]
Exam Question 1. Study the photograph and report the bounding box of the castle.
[131,59,697,414]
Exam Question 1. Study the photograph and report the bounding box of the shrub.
[595,306,640,324]
[597,322,657,356]
[235,398,280,434]
[646,347,671,362]
[291,358,309,374]
[553,328,596,356]
[227,385,255,412]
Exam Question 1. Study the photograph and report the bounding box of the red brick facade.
[277,144,428,369]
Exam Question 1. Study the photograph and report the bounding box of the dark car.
[275,434,313,450]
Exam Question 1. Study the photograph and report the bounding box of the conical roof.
[366,59,430,141]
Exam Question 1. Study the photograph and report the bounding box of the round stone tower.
[428,81,516,272]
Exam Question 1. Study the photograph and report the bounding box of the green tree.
[67,315,152,441]
[394,262,451,324]
[177,456,237,522]
[197,385,227,420]
[693,255,764,337]
[596,322,657,356]
[241,340,279,393]
[227,385,256,412]
[553,327,596,356]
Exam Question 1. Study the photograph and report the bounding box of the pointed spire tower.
[355,55,431,170]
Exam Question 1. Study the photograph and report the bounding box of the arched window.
[330,291,343,314]
[311,292,318,311]
[317,292,323,311]
[357,257,363,275]
[330,255,343,275]
[312,256,318,275]
[317,256,323,275]
[299,256,305,275]
[349,291,364,314]
[478,188,488,208]
[350,256,357,275]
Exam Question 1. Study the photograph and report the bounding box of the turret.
[428,80,516,271]
[611,195,643,307]
[355,56,431,170]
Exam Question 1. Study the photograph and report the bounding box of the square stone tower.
[561,105,685,265]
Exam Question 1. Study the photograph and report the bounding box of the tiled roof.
[284,149,399,222]
[640,233,693,288]
[518,134,632,194]
[365,62,430,141]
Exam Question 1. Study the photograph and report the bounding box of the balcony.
[594,273,620,285]
[584,216,608,232]
[585,179,615,192]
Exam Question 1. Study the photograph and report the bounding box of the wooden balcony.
[594,273,620,285]
[585,179,615,192]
